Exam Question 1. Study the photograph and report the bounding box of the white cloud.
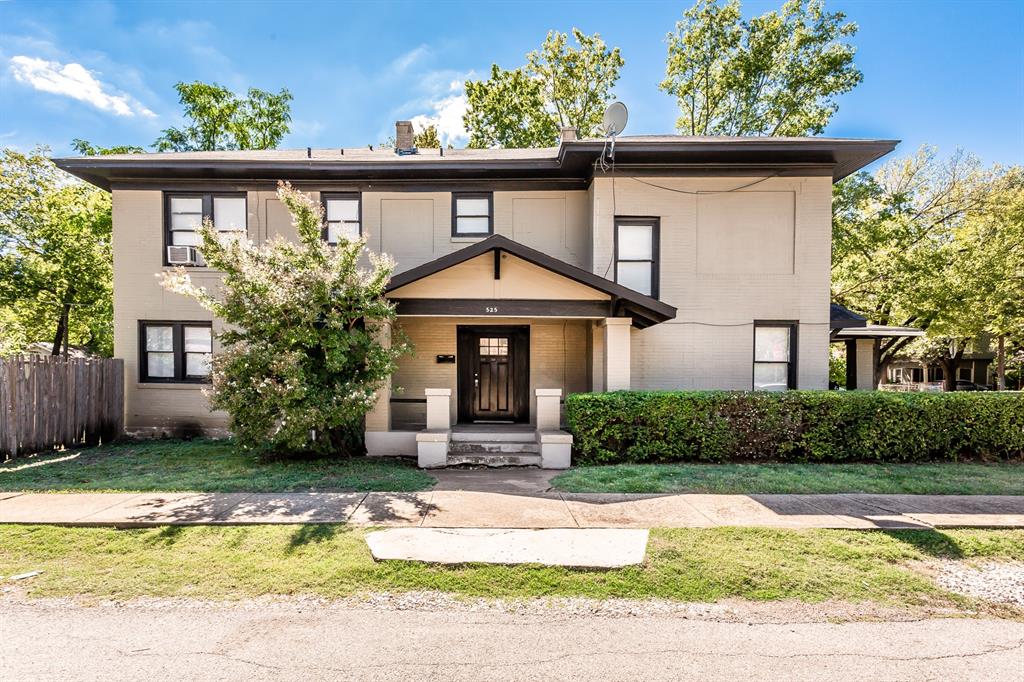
[409,79,470,147]
[388,45,431,76]
[8,56,156,118]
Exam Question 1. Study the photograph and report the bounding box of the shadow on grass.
[143,524,188,546]
[882,529,967,559]
[287,524,340,553]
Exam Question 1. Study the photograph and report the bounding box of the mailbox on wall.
[436,354,456,364]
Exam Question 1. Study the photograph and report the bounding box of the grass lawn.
[0,439,434,493]
[1,525,1022,611]
[551,462,1024,495]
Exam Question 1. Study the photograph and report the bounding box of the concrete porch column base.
[537,430,573,469]
[416,429,449,468]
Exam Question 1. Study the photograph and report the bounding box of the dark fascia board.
[830,302,868,328]
[53,157,567,191]
[559,138,899,181]
[54,138,898,190]
[385,234,677,327]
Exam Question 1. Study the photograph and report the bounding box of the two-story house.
[56,124,896,467]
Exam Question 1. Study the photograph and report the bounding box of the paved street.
[1,600,1021,681]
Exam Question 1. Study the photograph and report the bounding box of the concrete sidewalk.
[1,489,1022,529]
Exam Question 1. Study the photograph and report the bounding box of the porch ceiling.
[385,235,677,329]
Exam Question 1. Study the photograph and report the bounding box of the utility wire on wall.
[592,140,804,329]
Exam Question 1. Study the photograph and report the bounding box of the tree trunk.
[62,309,70,358]
[50,287,75,356]
[997,335,1006,391]
[940,349,964,392]
[51,303,69,356]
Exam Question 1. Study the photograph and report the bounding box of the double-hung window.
[753,322,797,391]
[614,218,659,297]
[452,192,493,237]
[165,193,247,264]
[322,193,361,244]
[140,321,213,383]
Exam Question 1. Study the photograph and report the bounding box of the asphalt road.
[2,602,1022,681]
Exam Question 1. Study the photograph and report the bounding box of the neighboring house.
[885,351,995,391]
[56,124,896,467]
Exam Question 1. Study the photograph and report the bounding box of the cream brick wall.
[391,317,588,428]
[361,189,590,273]
[112,174,832,432]
[591,175,833,390]
[113,189,224,432]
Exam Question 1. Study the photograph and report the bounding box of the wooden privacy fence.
[0,355,124,459]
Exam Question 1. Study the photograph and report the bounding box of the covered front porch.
[364,235,676,468]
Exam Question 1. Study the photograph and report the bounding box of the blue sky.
[1,0,1022,169]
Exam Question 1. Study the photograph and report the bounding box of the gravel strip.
[935,560,1024,607]
[0,588,961,623]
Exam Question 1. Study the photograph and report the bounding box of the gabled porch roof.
[385,234,677,328]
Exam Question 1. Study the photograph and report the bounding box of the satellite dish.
[602,101,628,137]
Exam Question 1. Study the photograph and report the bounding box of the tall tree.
[0,148,113,356]
[464,66,558,148]
[161,183,408,455]
[153,82,293,152]
[661,0,862,136]
[464,28,623,148]
[831,147,1008,387]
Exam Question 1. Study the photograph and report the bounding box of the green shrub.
[565,391,1024,464]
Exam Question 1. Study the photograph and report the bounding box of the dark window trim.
[613,216,660,299]
[138,320,214,384]
[163,191,247,266]
[451,191,494,237]
[752,320,798,390]
[321,192,362,243]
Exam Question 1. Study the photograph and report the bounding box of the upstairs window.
[753,322,797,391]
[615,218,659,297]
[165,193,247,265]
[322,193,361,243]
[452,192,493,236]
[140,321,213,383]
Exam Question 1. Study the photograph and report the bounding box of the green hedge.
[565,391,1024,464]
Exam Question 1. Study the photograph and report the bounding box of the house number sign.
[484,306,498,313]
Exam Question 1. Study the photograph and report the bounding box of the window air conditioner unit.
[167,245,199,265]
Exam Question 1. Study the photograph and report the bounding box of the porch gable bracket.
[385,234,676,328]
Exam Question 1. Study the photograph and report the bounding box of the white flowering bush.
[161,182,408,455]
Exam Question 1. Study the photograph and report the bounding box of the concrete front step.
[445,453,543,467]
[450,430,535,443]
[448,441,541,455]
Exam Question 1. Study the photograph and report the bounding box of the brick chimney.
[559,126,578,144]
[395,121,415,151]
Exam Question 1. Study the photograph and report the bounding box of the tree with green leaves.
[413,124,441,149]
[661,0,862,136]
[160,182,409,455]
[0,147,113,356]
[464,28,623,148]
[831,147,1019,389]
[153,82,293,152]
[70,139,145,155]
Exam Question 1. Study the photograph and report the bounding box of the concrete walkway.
[1,489,1022,529]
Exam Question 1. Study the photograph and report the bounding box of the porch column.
[365,322,391,431]
[418,388,451,468]
[590,321,606,392]
[854,339,875,390]
[425,388,452,430]
[601,317,632,391]
[535,388,562,431]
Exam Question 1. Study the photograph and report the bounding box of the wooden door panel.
[457,326,529,424]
